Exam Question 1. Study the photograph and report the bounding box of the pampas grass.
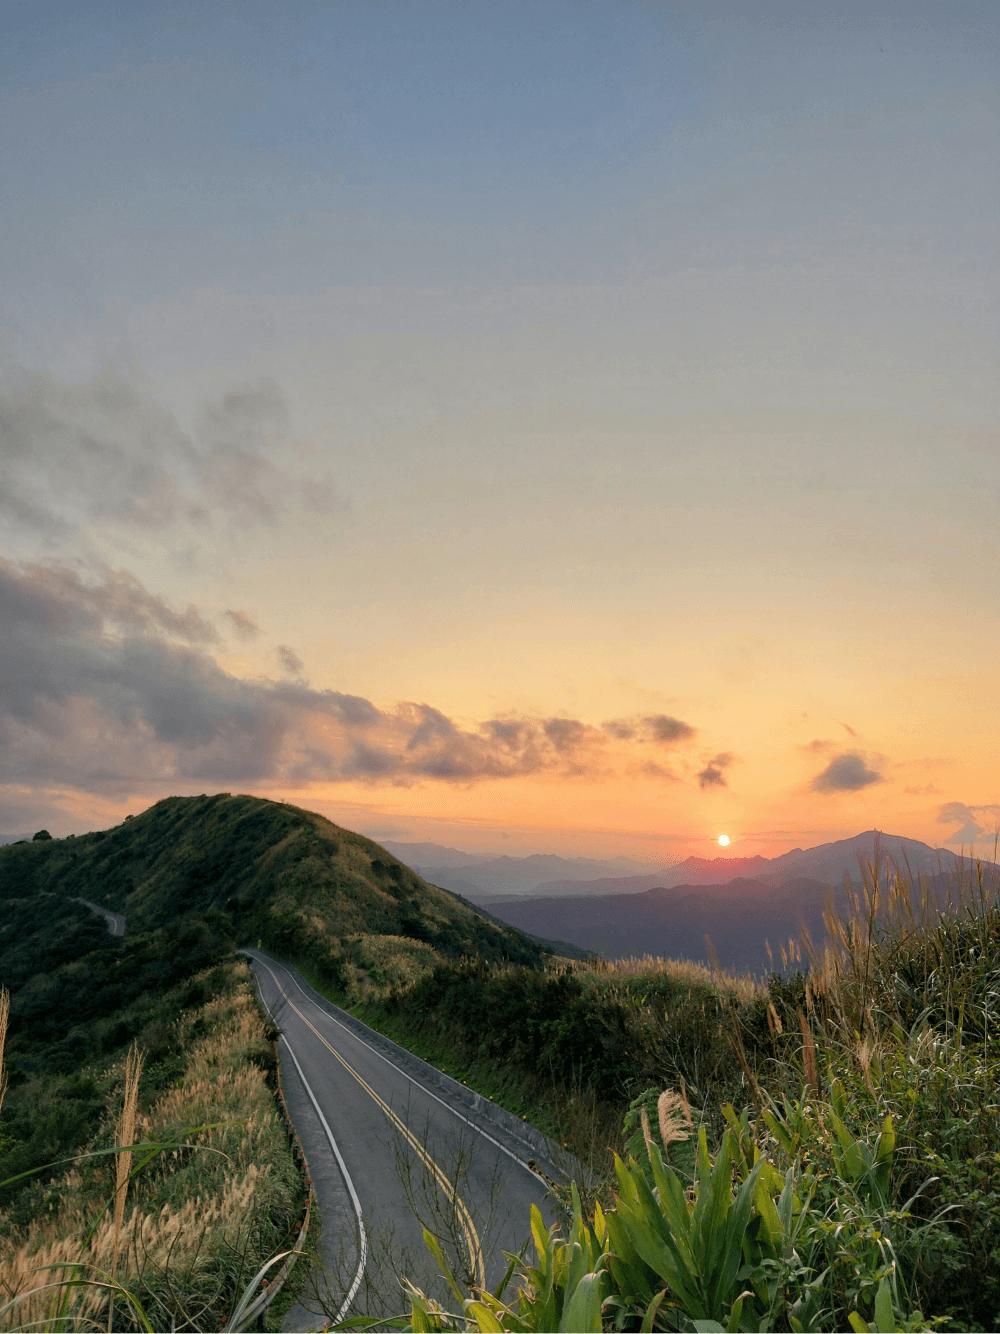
[112,1043,144,1271]
[0,988,8,1122]
[0,963,302,1333]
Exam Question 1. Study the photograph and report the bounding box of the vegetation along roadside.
[3,796,1000,1330]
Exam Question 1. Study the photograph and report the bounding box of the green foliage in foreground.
[397,866,1000,1333]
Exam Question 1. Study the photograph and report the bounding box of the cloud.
[803,739,833,754]
[645,715,697,743]
[811,751,884,793]
[937,801,1000,843]
[602,714,697,745]
[698,753,734,789]
[0,368,340,543]
[276,645,305,677]
[602,719,636,740]
[543,718,587,754]
[0,559,718,798]
[839,721,858,737]
[224,609,261,640]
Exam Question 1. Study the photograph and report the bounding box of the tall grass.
[399,851,1000,1332]
[0,963,303,1332]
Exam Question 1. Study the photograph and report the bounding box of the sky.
[1,0,998,860]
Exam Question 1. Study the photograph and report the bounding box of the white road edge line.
[255,967,368,1324]
[248,951,547,1182]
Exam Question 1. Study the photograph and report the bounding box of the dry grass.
[112,1043,144,1284]
[801,840,1000,1041]
[0,989,8,1122]
[579,953,760,1003]
[0,963,301,1332]
[341,933,442,1003]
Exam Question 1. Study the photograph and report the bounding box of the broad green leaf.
[564,1240,588,1307]
[559,1271,605,1333]
[877,1115,895,1163]
[593,1198,607,1246]
[762,1108,795,1157]
[753,1173,783,1248]
[615,1196,703,1313]
[726,1295,744,1332]
[530,1204,551,1278]
[647,1145,694,1246]
[827,1107,864,1180]
[874,1279,899,1334]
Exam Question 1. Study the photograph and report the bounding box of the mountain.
[378,840,486,868]
[483,876,841,975]
[499,832,966,901]
[0,794,594,1221]
[753,831,964,886]
[482,833,996,974]
[398,850,658,897]
[0,794,571,983]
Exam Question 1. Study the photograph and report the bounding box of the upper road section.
[71,897,125,937]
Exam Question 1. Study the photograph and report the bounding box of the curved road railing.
[72,897,126,937]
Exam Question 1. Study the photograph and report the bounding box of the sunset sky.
[2,1,998,860]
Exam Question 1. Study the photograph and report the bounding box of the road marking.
[277,1038,368,1323]
[253,956,486,1290]
[255,979,368,1323]
[258,953,547,1182]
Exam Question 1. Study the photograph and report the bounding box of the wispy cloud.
[276,645,304,677]
[224,609,262,640]
[0,368,340,544]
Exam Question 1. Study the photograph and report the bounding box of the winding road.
[242,950,563,1332]
[72,897,126,937]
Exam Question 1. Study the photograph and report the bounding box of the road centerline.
[253,955,486,1290]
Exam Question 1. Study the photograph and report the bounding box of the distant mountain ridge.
[479,832,992,973]
[466,832,966,900]
[484,875,838,974]
[382,844,661,898]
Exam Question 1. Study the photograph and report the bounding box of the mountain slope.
[0,793,569,1229]
[484,876,839,974]
[0,794,552,978]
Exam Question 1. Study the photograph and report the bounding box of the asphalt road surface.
[242,950,562,1332]
[72,897,126,937]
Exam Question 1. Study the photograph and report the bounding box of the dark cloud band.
[0,560,712,798]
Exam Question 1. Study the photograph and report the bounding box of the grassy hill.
[0,794,569,1254]
[0,792,557,986]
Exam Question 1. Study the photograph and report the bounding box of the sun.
[718,834,730,847]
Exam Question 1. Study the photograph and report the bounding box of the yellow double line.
[269,972,486,1289]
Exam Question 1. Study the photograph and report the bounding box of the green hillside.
[0,792,550,982]
[0,793,561,1235]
